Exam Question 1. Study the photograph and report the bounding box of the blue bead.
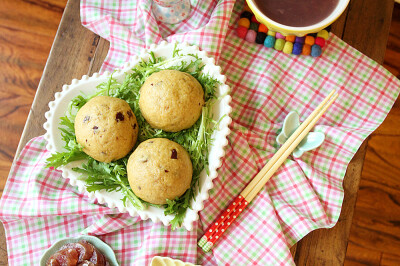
[293,42,303,55]
[264,35,275,48]
[311,44,322,57]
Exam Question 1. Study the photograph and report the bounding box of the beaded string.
[237,5,330,57]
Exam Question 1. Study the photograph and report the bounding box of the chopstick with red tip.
[198,90,338,252]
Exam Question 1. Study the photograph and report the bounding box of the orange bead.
[302,44,311,55]
[258,24,268,33]
[305,36,315,46]
[285,35,296,42]
[238,18,250,28]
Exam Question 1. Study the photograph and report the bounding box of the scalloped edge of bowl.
[43,41,232,231]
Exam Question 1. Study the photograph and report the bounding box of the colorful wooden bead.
[317,29,329,40]
[295,36,305,44]
[240,11,252,20]
[237,26,248,39]
[274,38,285,51]
[256,32,267,44]
[293,42,303,55]
[249,22,258,31]
[285,35,296,42]
[238,18,250,28]
[302,44,311,55]
[305,36,315,46]
[315,37,325,47]
[283,41,293,54]
[276,32,285,39]
[236,5,330,57]
[264,35,275,48]
[245,30,257,43]
[258,24,268,33]
[311,44,322,57]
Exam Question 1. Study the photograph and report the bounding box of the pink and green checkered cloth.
[1,0,400,265]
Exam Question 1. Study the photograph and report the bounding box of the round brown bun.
[74,96,139,163]
[139,70,204,132]
[127,138,193,205]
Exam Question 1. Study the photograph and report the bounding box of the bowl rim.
[245,0,350,34]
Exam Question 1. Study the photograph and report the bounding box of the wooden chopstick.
[240,89,337,201]
[198,90,338,252]
[245,92,338,202]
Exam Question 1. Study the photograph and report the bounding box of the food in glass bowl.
[46,240,109,266]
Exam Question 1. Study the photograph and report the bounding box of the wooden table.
[0,0,395,264]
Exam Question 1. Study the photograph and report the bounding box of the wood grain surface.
[0,0,67,196]
[344,4,400,265]
[0,0,399,265]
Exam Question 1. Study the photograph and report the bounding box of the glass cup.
[152,0,191,24]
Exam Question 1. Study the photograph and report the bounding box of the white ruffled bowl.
[43,41,232,230]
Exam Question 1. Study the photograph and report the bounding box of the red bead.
[237,26,248,39]
[251,15,259,23]
[315,37,325,47]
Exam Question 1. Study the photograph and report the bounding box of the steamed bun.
[74,96,138,163]
[127,138,192,205]
[139,70,204,132]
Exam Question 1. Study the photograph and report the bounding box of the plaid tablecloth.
[1,0,400,265]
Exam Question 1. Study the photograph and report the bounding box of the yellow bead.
[268,30,276,37]
[274,38,285,51]
[238,18,250,28]
[317,30,329,40]
[283,42,293,54]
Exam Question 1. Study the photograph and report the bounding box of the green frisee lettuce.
[46,46,219,229]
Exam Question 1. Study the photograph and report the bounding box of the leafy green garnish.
[46,45,219,229]
[73,158,144,210]
[46,116,88,168]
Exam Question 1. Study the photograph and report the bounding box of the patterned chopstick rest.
[237,7,330,57]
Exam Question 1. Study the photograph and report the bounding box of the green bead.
[274,38,285,51]
[249,22,259,31]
